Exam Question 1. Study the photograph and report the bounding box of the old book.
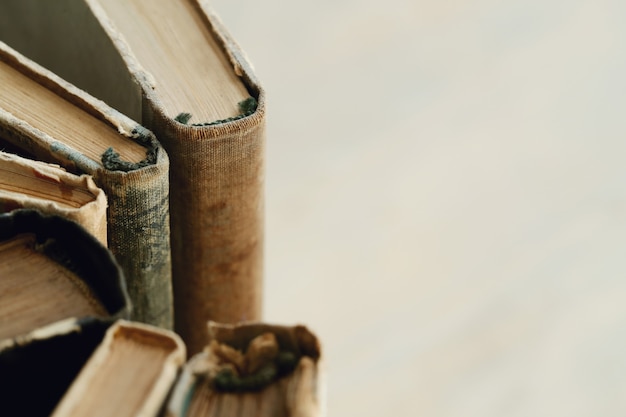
[0,211,129,415]
[166,322,323,417]
[0,40,173,328]
[0,150,108,244]
[0,319,110,417]
[52,320,186,417]
[0,0,265,354]
[0,209,130,351]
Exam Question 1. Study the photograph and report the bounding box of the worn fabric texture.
[143,14,265,355]
[0,42,174,329]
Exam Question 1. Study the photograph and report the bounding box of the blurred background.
[213,1,626,415]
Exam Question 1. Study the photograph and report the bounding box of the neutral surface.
[213,1,626,415]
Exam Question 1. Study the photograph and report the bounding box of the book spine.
[135,6,266,355]
[0,209,131,327]
[146,108,265,355]
[93,149,174,329]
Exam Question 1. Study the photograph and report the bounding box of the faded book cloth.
[0,41,173,329]
[0,150,108,244]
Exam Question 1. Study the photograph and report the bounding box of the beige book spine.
[0,151,107,244]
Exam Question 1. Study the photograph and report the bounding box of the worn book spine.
[0,150,108,244]
[0,42,173,329]
[85,0,265,354]
[144,90,265,355]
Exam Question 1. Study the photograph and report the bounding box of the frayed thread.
[175,97,257,127]
[101,126,158,172]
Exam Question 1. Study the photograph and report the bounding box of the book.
[0,0,266,354]
[0,150,108,244]
[0,319,110,417]
[0,40,174,329]
[166,321,323,417]
[0,209,130,350]
[52,320,186,417]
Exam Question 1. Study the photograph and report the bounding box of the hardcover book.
[52,320,186,417]
[0,320,110,417]
[166,321,323,417]
[0,150,108,244]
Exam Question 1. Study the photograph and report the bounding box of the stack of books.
[0,0,322,416]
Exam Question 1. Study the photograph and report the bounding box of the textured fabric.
[0,42,173,329]
[143,14,265,355]
[142,99,264,354]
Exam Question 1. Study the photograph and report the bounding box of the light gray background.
[213,1,626,415]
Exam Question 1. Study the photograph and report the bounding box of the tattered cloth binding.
[0,0,265,355]
[167,322,324,417]
[0,150,108,244]
[0,40,173,329]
